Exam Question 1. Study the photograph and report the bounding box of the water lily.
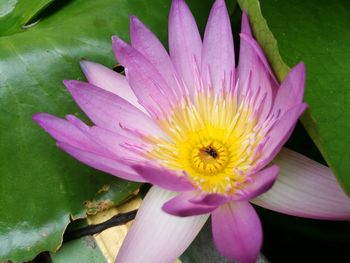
[33,0,350,262]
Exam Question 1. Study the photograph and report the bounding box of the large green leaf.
[238,0,350,194]
[0,0,214,262]
[0,0,55,36]
[51,237,106,263]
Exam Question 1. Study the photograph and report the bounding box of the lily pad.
[238,0,350,194]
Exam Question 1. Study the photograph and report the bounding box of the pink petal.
[32,113,106,155]
[163,191,217,217]
[79,60,143,112]
[130,16,181,97]
[57,142,145,182]
[232,165,280,201]
[132,164,195,192]
[169,0,202,92]
[239,32,278,85]
[237,13,276,120]
[212,201,262,263]
[112,36,175,117]
[237,13,278,86]
[273,62,306,113]
[201,0,235,92]
[237,12,260,97]
[256,103,307,170]
[189,193,229,207]
[33,113,144,183]
[66,115,146,162]
[116,187,209,263]
[63,80,164,137]
[252,148,350,220]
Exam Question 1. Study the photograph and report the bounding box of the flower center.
[192,141,228,174]
[144,91,264,194]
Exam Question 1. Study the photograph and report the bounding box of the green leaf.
[51,237,106,263]
[237,0,350,194]
[0,0,55,36]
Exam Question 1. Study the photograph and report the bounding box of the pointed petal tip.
[111,35,128,46]
[240,11,252,36]
[32,112,45,123]
[79,59,95,74]
[297,61,306,69]
[112,36,132,63]
[111,35,118,42]
[111,35,129,52]
[32,113,59,128]
[241,11,249,23]
[293,61,306,79]
[32,113,56,129]
[129,15,141,26]
[291,61,306,75]
[62,79,77,88]
[209,0,228,17]
[170,0,188,14]
[171,0,185,5]
[213,0,226,7]
[63,79,81,93]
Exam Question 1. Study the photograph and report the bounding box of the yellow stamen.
[145,91,263,194]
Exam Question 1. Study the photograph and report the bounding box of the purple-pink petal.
[239,32,278,85]
[112,36,175,117]
[163,191,217,217]
[63,80,164,137]
[212,201,262,263]
[201,0,235,93]
[169,0,202,93]
[132,164,195,192]
[79,60,142,111]
[273,62,306,114]
[236,13,275,121]
[66,116,146,162]
[130,16,180,97]
[189,193,229,207]
[232,165,280,201]
[32,113,106,155]
[33,113,145,182]
[256,103,307,170]
[57,142,145,182]
[252,148,350,220]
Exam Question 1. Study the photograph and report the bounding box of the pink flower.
[33,0,350,262]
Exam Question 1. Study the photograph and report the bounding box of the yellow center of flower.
[146,91,263,194]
